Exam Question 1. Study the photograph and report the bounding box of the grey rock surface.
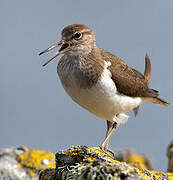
[0,147,36,180]
[0,146,55,180]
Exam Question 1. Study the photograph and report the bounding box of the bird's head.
[39,24,96,67]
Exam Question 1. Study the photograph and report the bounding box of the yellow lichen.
[167,173,173,179]
[132,164,173,180]
[64,151,69,156]
[89,147,124,165]
[128,154,147,169]
[17,147,55,176]
[70,146,82,156]
[83,157,96,162]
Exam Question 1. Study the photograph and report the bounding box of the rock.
[0,145,173,179]
[39,146,173,180]
[0,146,55,180]
[167,141,173,172]
[114,149,153,170]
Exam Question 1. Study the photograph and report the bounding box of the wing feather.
[99,48,158,98]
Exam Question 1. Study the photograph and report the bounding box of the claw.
[99,146,115,158]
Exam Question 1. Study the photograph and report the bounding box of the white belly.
[59,66,144,124]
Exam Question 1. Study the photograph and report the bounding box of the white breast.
[58,60,144,124]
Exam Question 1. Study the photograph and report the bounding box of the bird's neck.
[65,42,97,57]
[69,46,103,67]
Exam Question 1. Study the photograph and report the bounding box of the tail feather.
[144,53,170,106]
[134,53,151,117]
[149,88,159,97]
[144,53,151,84]
[151,97,170,106]
[134,53,170,116]
[151,89,159,94]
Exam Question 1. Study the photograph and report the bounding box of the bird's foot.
[98,146,115,158]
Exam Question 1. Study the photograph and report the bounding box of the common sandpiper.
[39,24,169,156]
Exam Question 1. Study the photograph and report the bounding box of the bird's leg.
[103,120,114,150]
[100,121,120,157]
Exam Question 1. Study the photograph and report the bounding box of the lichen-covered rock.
[167,141,173,172]
[1,145,173,179]
[39,146,173,180]
[114,149,153,170]
[0,146,55,180]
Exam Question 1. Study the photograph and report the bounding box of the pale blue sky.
[0,0,172,171]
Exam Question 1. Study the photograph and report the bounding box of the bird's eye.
[73,32,82,40]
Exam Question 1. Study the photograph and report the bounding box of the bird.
[39,24,169,156]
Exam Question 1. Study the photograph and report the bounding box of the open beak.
[39,41,69,67]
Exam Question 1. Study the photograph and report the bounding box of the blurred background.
[0,0,172,171]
